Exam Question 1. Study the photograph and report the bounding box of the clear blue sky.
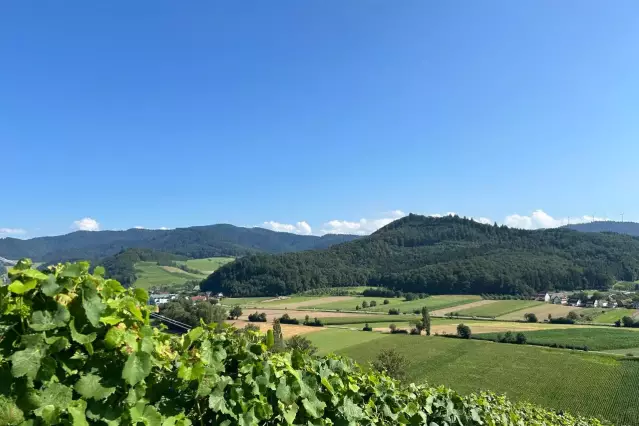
[2,1,638,237]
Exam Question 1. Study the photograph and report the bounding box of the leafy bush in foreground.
[0,260,609,425]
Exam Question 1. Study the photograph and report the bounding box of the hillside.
[202,214,639,296]
[567,220,639,236]
[0,224,358,262]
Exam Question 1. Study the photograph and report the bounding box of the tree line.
[201,214,639,296]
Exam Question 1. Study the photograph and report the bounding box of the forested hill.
[0,224,358,263]
[567,220,639,236]
[202,214,639,296]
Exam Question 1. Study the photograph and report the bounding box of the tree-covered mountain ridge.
[202,214,639,296]
[0,224,359,263]
[566,220,639,236]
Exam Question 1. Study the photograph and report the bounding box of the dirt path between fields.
[430,299,496,316]
[238,309,369,321]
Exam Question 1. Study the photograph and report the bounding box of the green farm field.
[133,261,206,289]
[454,300,543,318]
[219,297,272,307]
[590,308,639,324]
[177,256,235,274]
[308,295,482,313]
[476,327,639,351]
[309,329,639,425]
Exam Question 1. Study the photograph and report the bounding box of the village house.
[549,293,568,305]
[535,292,551,302]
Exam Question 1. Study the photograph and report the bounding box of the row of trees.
[202,215,639,296]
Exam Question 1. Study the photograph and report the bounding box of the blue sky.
[2,1,638,238]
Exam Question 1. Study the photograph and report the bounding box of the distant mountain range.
[0,225,359,263]
[566,221,639,237]
[203,215,639,296]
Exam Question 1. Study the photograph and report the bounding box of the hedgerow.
[0,260,608,425]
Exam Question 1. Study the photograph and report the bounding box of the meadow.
[178,256,234,274]
[497,303,582,321]
[133,261,205,289]
[476,327,639,351]
[590,308,638,324]
[309,329,639,425]
[453,300,543,318]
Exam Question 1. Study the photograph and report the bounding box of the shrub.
[567,311,579,321]
[229,305,243,320]
[383,299,390,305]
[388,308,401,315]
[370,300,377,307]
[242,323,261,333]
[279,313,300,324]
[515,332,527,344]
[622,316,635,327]
[457,323,472,339]
[362,301,369,309]
[524,313,538,323]
[248,311,267,322]
[363,323,373,331]
[372,348,410,382]
[549,317,575,324]
[362,287,398,298]
[389,323,397,332]
[286,335,318,355]
[410,327,421,335]
[355,305,361,310]
[303,316,324,327]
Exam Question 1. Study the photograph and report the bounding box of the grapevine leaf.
[100,315,124,326]
[30,304,69,331]
[36,405,59,425]
[238,407,257,426]
[40,382,73,410]
[133,288,149,304]
[10,347,42,380]
[126,383,146,407]
[46,336,70,353]
[276,379,294,405]
[122,352,152,386]
[41,276,60,297]
[340,397,364,421]
[105,327,125,349]
[82,285,106,328]
[0,395,24,426]
[75,373,116,400]
[68,399,89,426]
[208,394,227,413]
[8,280,37,295]
[61,263,83,278]
[69,319,96,345]
[130,402,162,426]
[36,357,57,382]
[21,268,48,280]
[282,403,298,425]
[301,396,325,419]
[94,266,105,276]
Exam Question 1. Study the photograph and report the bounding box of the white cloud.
[504,209,608,230]
[134,226,145,229]
[320,210,406,235]
[159,227,170,230]
[72,217,100,232]
[0,228,26,236]
[262,221,313,235]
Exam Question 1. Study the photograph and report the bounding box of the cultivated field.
[590,308,639,324]
[133,261,205,289]
[227,319,324,337]
[236,309,371,322]
[497,303,582,321]
[453,300,543,318]
[307,295,482,313]
[308,329,639,425]
[179,256,234,274]
[476,327,639,351]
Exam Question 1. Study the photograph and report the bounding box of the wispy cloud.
[72,217,100,231]
[504,209,608,229]
[0,228,27,236]
[262,221,313,235]
[320,210,406,235]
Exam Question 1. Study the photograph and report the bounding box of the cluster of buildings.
[149,291,223,306]
[534,292,622,308]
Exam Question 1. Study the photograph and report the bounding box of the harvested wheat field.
[497,303,584,321]
[431,299,496,316]
[228,320,326,336]
[372,320,593,335]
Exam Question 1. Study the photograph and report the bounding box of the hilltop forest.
[0,224,358,263]
[202,214,639,296]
